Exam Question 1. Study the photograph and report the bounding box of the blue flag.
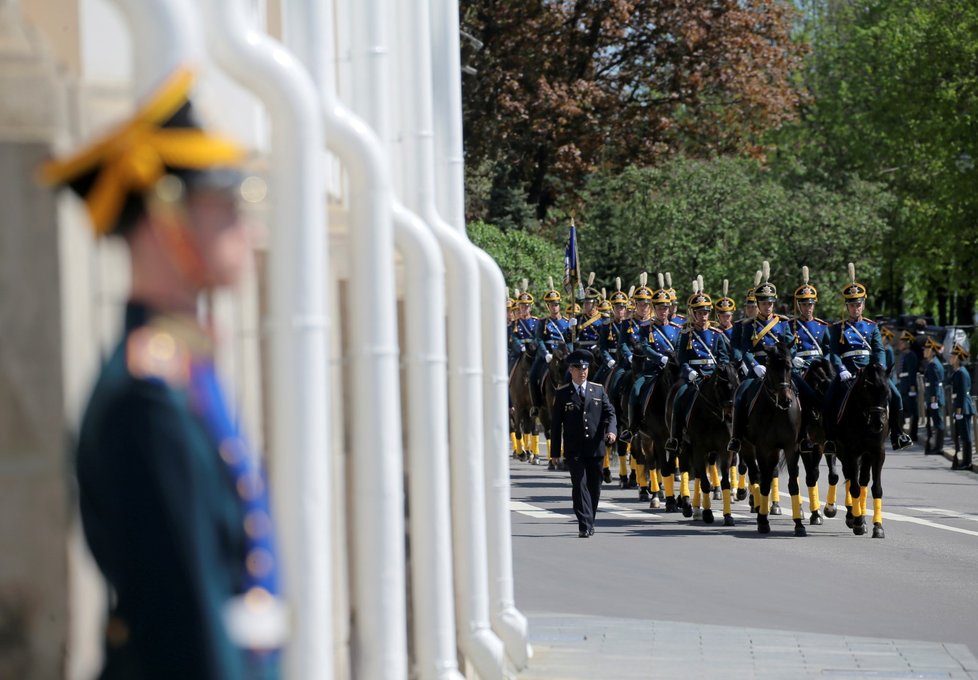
[563,225,580,296]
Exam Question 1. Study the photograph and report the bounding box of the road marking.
[909,506,978,525]
[511,499,748,522]
[509,500,565,519]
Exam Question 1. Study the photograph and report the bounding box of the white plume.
[587,271,595,286]
[639,272,648,287]
[762,260,770,282]
[802,265,810,285]
[723,279,729,297]
[753,270,763,288]
[848,262,856,282]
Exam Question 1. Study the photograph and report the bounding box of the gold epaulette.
[126,325,191,387]
[814,317,829,325]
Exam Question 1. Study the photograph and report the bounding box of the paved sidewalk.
[518,613,978,679]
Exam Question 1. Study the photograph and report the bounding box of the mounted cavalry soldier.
[575,274,613,384]
[603,279,633,487]
[727,262,795,456]
[822,264,912,454]
[789,266,831,452]
[922,336,946,455]
[714,279,736,342]
[730,271,762,378]
[896,329,920,442]
[621,274,682,442]
[529,277,572,417]
[950,343,974,470]
[665,277,730,458]
[508,282,539,371]
[665,272,686,326]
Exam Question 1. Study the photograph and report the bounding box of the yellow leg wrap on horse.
[730,465,738,488]
[650,468,660,493]
[751,484,760,509]
[738,471,748,490]
[510,433,520,454]
[710,464,720,488]
[619,454,629,476]
[862,487,870,517]
[845,480,852,507]
[680,471,690,498]
[808,485,821,513]
[723,488,732,515]
[873,497,882,524]
[630,455,638,473]
[826,483,837,506]
[692,479,701,508]
[664,475,675,498]
[771,476,779,499]
[791,494,802,520]
[603,448,611,469]
[702,487,711,510]
[760,493,770,516]
[531,434,541,457]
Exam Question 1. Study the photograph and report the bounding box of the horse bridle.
[762,363,796,411]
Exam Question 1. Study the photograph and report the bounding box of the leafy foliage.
[468,220,566,306]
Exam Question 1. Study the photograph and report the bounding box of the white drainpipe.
[313,0,465,678]
[199,2,333,678]
[396,1,506,678]
[108,0,203,98]
[429,0,532,669]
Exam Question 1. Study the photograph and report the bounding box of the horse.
[834,361,890,538]
[739,340,802,534]
[538,346,570,471]
[509,349,538,463]
[683,363,739,524]
[636,357,681,510]
[801,356,839,520]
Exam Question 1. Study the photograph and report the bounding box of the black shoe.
[603,467,612,483]
[588,528,595,536]
[895,433,912,450]
[578,530,589,538]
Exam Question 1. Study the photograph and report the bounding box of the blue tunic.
[952,366,976,416]
[924,357,945,406]
[535,315,572,354]
[829,318,885,373]
[677,325,730,381]
[790,317,830,368]
[739,314,795,370]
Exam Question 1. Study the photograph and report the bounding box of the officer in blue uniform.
[879,325,913,449]
[922,337,946,455]
[896,330,920,442]
[529,278,573,416]
[789,267,831,452]
[714,279,737,348]
[550,350,618,537]
[950,343,974,469]
[730,271,761,378]
[41,69,284,679]
[509,287,540,371]
[727,265,795,455]
[621,275,682,441]
[665,281,730,457]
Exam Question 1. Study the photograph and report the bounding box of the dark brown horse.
[538,347,570,471]
[800,357,838,521]
[637,359,680,510]
[740,341,802,534]
[835,361,890,538]
[509,350,538,463]
[683,363,739,524]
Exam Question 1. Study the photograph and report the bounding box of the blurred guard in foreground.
[40,68,285,679]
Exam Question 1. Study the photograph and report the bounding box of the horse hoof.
[702,509,715,524]
[735,488,748,502]
[602,468,612,483]
[810,511,823,526]
[712,489,722,501]
[757,517,771,534]
[794,521,807,537]
[723,514,735,527]
[665,497,678,513]
[682,500,693,518]
[547,460,557,471]
[823,503,837,518]
[872,523,885,539]
[693,507,703,520]
[853,523,866,536]
[845,508,854,529]
[770,502,783,516]
[639,488,650,502]
[618,476,629,489]
[650,496,661,509]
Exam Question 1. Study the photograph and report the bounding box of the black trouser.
[567,456,604,533]
[956,416,973,466]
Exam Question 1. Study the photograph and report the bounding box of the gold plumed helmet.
[39,68,248,237]
[665,272,678,303]
[632,272,654,301]
[608,277,629,304]
[842,262,867,301]
[565,302,582,316]
[794,265,818,302]
[687,275,713,310]
[746,270,761,304]
[650,272,671,305]
[516,278,534,305]
[507,294,516,310]
[753,260,778,301]
[583,272,602,301]
[542,276,561,303]
[598,288,613,314]
[715,279,736,313]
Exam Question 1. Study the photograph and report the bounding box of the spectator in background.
[950,344,974,470]
[897,330,920,442]
[922,337,946,455]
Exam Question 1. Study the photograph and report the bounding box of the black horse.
[801,357,839,520]
[739,341,802,534]
[539,347,570,471]
[683,363,740,524]
[834,361,890,538]
[638,358,681,510]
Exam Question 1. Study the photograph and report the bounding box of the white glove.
[569,317,578,327]
[792,356,806,369]
[839,369,853,381]
[659,355,669,367]
[930,402,939,410]
[520,343,527,353]
[545,352,553,363]
[688,370,700,382]
[607,359,616,369]
[955,413,964,421]
[908,391,917,397]
[753,364,767,378]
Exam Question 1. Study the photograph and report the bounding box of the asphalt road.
[510,442,978,657]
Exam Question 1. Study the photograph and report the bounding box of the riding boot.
[889,404,913,450]
[727,395,745,454]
